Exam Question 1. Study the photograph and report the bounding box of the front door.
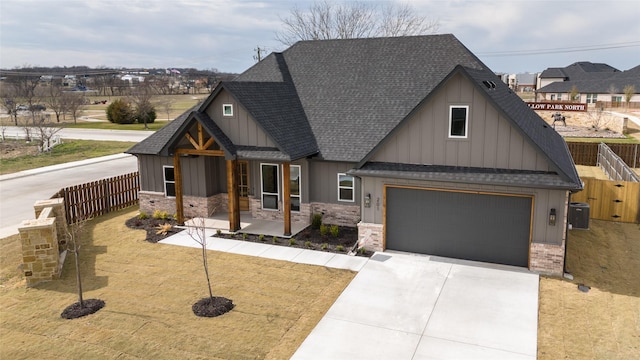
[239,161,250,211]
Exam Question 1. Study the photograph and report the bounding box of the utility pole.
[253,46,266,62]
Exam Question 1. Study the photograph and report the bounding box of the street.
[0,127,151,238]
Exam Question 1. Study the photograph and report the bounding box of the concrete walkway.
[160,232,539,359]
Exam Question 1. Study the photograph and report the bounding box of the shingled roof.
[127,34,581,188]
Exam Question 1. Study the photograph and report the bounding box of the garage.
[385,186,532,267]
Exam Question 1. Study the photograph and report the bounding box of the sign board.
[526,102,587,112]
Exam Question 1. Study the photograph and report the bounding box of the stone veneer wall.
[250,198,360,227]
[250,197,313,224]
[529,242,565,276]
[357,222,384,252]
[139,191,228,219]
[34,198,67,248]
[19,206,62,287]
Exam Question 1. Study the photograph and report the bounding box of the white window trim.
[260,163,279,211]
[288,164,302,212]
[448,105,469,139]
[337,173,355,202]
[222,103,233,117]
[162,165,175,198]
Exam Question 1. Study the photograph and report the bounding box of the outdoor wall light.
[549,208,557,226]
[364,193,371,208]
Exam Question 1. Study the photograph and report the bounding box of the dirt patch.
[0,140,40,159]
[535,110,626,138]
[537,220,640,359]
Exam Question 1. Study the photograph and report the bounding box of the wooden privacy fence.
[572,178,640,223]
[51,172,140,224]
[568,142,640,167]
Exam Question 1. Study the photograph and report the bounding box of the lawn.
[0,208,355,359]
[537,220,640,359]
[0,140,136,175]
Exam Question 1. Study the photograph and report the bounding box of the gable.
[370,72,551,172]
[204,88,276,148]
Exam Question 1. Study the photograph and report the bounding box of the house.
[536,62,640,107]
[127,34,582,276]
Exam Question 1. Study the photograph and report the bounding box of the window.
[338,173,354,202]
[550,94,556,100]
[449,105,468,138]
[290,165,301,212]
[163,166,176,197]
[222,104,233,116]
[261,163,279,210]
[587,94,598,104]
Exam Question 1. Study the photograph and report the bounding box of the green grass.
[0,140,136,175]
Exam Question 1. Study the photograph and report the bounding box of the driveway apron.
[292,252,539,360]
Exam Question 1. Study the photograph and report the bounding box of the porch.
[184,211,309,238]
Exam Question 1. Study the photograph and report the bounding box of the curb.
[0,153,134,182]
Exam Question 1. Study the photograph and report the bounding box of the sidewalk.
[0,153,133,181]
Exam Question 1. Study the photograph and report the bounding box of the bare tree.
[156,96,175,121]
[45,79,65,123]
[33,113,63,152]
[586,108,614,131]
[60,213,105,319]
[131,82,155,129]
[187,212,234,317]
[276,1,439,46]
[623,84,635,109]
[63,92,85,123]
[0,82,20,125]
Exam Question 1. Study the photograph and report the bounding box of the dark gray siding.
[204,88,276,147]
[308,161,359,204]
[138,154,227,197]
[371,73,550,171]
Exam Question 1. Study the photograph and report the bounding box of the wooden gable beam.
[183,122,218,151]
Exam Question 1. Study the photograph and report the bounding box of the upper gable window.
[222,104,233,117]
[449,105,468,138]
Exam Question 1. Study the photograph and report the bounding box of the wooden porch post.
[226,159,241,231]
[173,153,184,225]
[282,162,291,236]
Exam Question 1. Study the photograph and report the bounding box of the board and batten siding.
[204,88,276,148]
[360,176,568,245]
[138,155,225,197]
[308,161,359,205]
[371,72,550,172]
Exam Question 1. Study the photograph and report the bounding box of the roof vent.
[482,80,497,90]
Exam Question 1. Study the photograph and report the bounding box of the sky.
[1,0,639,75]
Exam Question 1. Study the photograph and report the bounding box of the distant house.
[127,34,582,276]
[536,62,640,107]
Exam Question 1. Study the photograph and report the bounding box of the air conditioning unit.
[569,202,590,230]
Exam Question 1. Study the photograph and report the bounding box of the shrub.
[137,211,148,220]
[273,236,279,244]
[106,98,135,124]
[320,224,328,236]
[152,210,168,220]
[216,229,222,236]
[336,245,345,252]
[258,234,265,242]
[288,238,297,246]
[311,213,322,229]
[330,225,339,237]
[242,233,248,240]
[304,241,312,248]
[321,243,329,251]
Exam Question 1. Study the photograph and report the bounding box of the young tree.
[130,82,155,129]
[276,0,439,46]
[0,82,20,125]
[623,84,635,109]
[60,213,105,319]
[187,213,234,317]
[45,79,65,123]
[569,85,579,102]
[62,92,86,123]
[157,96,175,121]
[33,113,63,152]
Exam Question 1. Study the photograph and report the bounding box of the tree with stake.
[186,212,234,317]
[60,212,105,319]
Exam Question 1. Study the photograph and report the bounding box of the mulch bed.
[125,216,372,257]
[192,296,235,317]
[61,299,106,319]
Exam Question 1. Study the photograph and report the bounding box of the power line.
[477,41,640,57]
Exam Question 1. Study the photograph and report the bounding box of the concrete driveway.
[159,233,539,359]
[292,252,539,360]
